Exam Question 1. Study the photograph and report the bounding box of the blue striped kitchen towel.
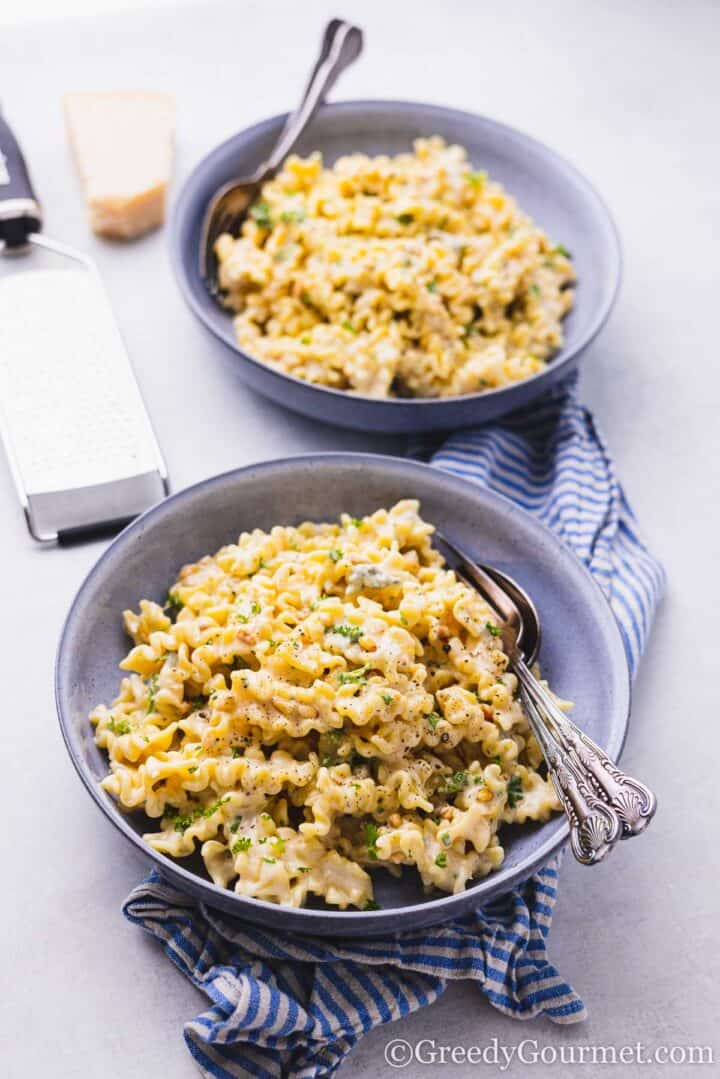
[123,375,664,1079]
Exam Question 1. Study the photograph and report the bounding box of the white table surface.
[1,2,718,1076]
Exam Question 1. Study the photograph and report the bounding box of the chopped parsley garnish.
[435,852,448,868]
[172,813,196,834]
[297,866,311,874]
[279,208,306,223]
[327,622,363,643]
[364,899,381,910]
[235,612,249,624]
[439,770,469,795]
[554,244,571,257]
[381,693,394,706]
[250,200,272,229]
[426,712,442,731]
[146,674,159,714]
[342,320,356,333]
[328,548,343,563]
[300,335,311,345]
[164,589,183,613]
[188,765,198,774]
[349,517,363,528]
[365,821,379,860]
[231,747,243,758]
[262,857,277,865]
[231,837,251,854]
[173,795,230,833]
[507,775,524,808]
[466,169,488,186]
[338,663,370,686]
[440,832,451,846]
[251,602,261,615]
[107,716,131,735]
[529,283,541,297]
[300,291,315,308]
[485,622,502,637]
[396,212,414,225]
[426,279,438,293]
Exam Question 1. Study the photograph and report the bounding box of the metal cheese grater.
[0,108,168,544]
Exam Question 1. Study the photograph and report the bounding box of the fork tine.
[435,532,518,624]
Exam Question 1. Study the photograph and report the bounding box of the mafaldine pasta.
[215,138,575,398]
[91,501,563,909]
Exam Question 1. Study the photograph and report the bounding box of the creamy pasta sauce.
[216,138,575,398]
[92,501,562,909]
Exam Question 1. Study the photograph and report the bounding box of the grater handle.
[0,108,43,250]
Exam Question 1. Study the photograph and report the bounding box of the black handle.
[57,515,136,546]
[0,107,42,248]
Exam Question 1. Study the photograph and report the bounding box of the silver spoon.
[435,531,657,865]
[200,18,363,292]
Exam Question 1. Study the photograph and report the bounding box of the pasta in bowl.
[90,499,563,911]
[171,100,621,433]
[216,138,575,399]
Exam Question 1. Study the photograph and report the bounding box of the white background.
[1,2,718,1077]
[0,0,182,25]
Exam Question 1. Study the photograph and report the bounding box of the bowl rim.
[170,98,622,411]
[55,452,631,926]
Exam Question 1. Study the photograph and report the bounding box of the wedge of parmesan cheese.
[64,91,175,239]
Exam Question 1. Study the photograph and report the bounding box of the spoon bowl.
[435,531,541,663]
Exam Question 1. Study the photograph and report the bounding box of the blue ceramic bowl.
[55,454,630,936]
[170,100,621,434]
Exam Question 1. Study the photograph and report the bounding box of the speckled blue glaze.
[170,101,621,434]
[55,455,630,936]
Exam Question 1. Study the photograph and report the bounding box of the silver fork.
[435,532,657,865]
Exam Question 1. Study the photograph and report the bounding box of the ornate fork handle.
[514,655,657,838]
[520,688,622,864]
[435,536,657,864]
